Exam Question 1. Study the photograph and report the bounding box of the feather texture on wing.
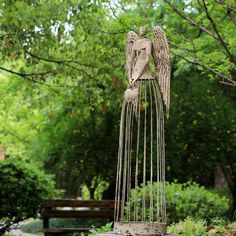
[152,26,171,117]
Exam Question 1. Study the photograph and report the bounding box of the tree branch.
[201,0,236,64]
[24,50,97,81]
[170,50,236,86]
[24,50,94,68]
[164,0,228,45]
[0,66,51,78]
[63,63,95,80]
[171,29,193,43]
[215,1,236,26]
[169,41,195,56]
[3,128,30,144]
[219,81,236,86]
[0,66,75,88]
[0,66,57,86]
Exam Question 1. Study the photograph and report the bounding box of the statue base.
[114,222,167,235]
[97,222,176,236]
[98,233,176,236]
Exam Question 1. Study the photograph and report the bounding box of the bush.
[88,222,113,236]
[168,217,208,236]
[128,182,230,223]
[168,218,236,236]
[0,157,58,234]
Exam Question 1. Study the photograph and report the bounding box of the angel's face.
[139,26,147,37]
[128,31,137,43]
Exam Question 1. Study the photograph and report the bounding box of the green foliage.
[0,157,58,234]
[165,77,236,191]
[88,222,113,236]
[168,218,236,236]
[164,0,236,85]
[81,179,109,200]
[168,218,209,236]
[0,0,235,204]
[128,182,230,223]
[166,182,229,223]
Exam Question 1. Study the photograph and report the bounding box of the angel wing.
[152,26,171,117]
[125,31,138,83]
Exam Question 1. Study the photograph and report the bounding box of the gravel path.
[5,229,42,236]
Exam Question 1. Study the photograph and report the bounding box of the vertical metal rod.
[142,80,147,221]
[160,95,166,222]
[126,103,133,221]
[159,81,165,222]
[157,80,163,222]
[151,80,160,221]
[134,81,141,221]
[121,103,130,220]
[162,116,166,222]
[128,103,134,222]
[126,105,130,221]
[156,76,166,222]
[148,79,154,222]
[153,80,165,222]
[115,101,126,221]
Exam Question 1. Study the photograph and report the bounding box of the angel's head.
[139,26,147,37]
[127,31,137,43]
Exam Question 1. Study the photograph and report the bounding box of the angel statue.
[113,26,171,236]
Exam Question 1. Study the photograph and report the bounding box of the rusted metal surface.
[114,26,171,236]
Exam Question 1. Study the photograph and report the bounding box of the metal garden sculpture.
[113,26,171,236]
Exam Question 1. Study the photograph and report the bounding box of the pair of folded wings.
[125,26,171,117]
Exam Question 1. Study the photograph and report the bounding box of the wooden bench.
[42,199,115,236]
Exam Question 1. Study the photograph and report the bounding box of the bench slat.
[44,228,90,232]
[42,200,115,235]
[43,209,114,218]
[43,199,115,208]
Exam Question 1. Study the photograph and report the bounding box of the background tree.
[0,157,57,234]
[164,0,236,86]
[0,0,235,214]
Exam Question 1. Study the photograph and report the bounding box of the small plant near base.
[168,217,208,236]
[88,222,113,236]
[168,218,236,236]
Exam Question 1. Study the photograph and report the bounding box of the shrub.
[0,157,58,234]
[168,217,208,236]
[128,182,230,223]
[168,218,236,236]
[88,222,113,236]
